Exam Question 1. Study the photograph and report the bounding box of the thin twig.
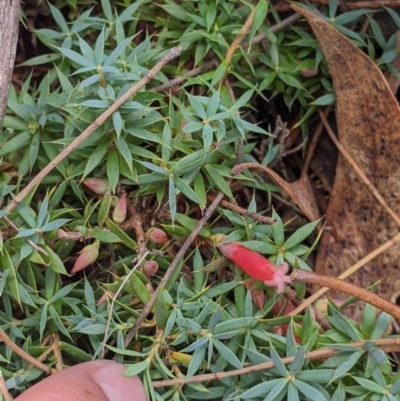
[3,215,47,255]
[3,47,182,214]
[0,369,12,401]
[307,0,400,8]
[290,231,400,316]
[225,8,255,62]
[152,337,400,387]
[104,252,149,355]
[52,334,63,372]
[0,329,54,374]
[206,194,276,225]
[292,270,400,320]
[319,110,400,228]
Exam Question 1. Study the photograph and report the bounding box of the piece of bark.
[292,4,400,319]
[0,0,20,130]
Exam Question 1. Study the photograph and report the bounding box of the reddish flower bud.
[143,260,159,276]
[96,290,116,306]
[218,241,291,293]
[71,240,100,274]
[300,69,317,78]
[146,228,168,245]
[112,193,127,224]
[82,178,111,195]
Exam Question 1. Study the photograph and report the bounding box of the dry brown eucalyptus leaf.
[291,4,400,318]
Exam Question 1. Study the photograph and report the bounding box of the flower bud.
[146,228,168,245]
[112,193,127,224]
[213,233,227,246]
[96,290,116,306]
[143,260,159,276]
[82,178,111,195]
[300,69,317,78]
[71,240,100,274]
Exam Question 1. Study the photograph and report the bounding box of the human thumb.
[14,360,148,401]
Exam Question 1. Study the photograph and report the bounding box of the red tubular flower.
[218,241,291,293]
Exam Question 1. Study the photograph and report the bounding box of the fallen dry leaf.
[232,163,321,223]
[292,5,400,318]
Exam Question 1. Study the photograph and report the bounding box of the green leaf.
[276,71,303,89]
[193,171,206,208]
[333,9,369,25]
[241,378,285,399]
[90,228,122,243]
[311,93,336,105]
[41,219,71,232]
[211,61,229,86]
[361,303,376,338]
[174,177,203,207]
[115,136,132,172]
[169,176,177,221]
[296,369,334,384]
[187,93,207,119]
[0,131,31,156]
[202,123,213,154]
[162,122,172,162]
[2,247,21,306]
[206,1,216,30]
[271,210,285,247]
[112,111,123,137]
[124,359,151,376]
[329,305,362,341]
[283,220,319,250]
[330,351,363,382]
[370,312,392,340]
[352,376,385,394]
[128,271,151,304]
[105,218,137,250]
[269,342,288,376]
[41,245,68,275]
[265,379,288,401]
[57,47,95,68]
[187,343,207,377]
[94,28,105,65]
[289,346,306,375]
[204,164,232,198]
[241,240,277,255]
[107,149,120,193]
[98,192,112,227]
[248,0,268,46]
[48,3,68,32]
[83,141,109,179]
[155,290,169,329]
[292,378,328,401]
[212,339,242,368]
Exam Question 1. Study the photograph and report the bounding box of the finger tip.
[92,362,147,401]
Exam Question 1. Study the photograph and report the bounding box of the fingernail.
[92,363,147,401]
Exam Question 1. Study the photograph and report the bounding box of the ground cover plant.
[2,0,400,400]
